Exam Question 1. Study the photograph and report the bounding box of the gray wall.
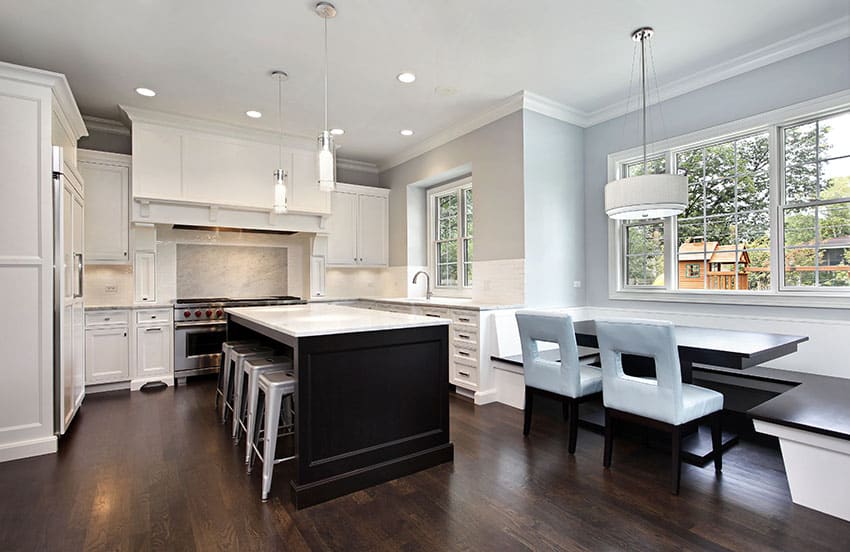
[523,111,585,307]
[337,163,382,187]
[379,110,524,267]
[77,127,131,154]
[584,38,850,320]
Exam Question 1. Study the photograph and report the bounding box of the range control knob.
[216,309,223,318]
[206,310,213,317]
[195,310,202,317]
[184,310,191,318]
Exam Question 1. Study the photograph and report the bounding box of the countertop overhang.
[225,303,451,338]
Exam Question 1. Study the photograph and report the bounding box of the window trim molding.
[607,90,850,309]
[427,177,473,297]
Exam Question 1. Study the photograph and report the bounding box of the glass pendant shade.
[605,173,687,220]
[317,130,336,192]
[273,168,287,214]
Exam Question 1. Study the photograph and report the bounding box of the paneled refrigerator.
[53,146,85,434]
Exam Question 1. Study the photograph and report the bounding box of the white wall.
[583,38,850,377]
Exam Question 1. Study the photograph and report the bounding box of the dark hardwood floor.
[1,378,849,551]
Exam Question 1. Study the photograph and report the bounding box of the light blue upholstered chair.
[595,318,724,494]
[516,310,602,453]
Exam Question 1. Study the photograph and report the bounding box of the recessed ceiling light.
[397,72,416,84]
[246,110,262,119]
[135,87,156,97]
[330,128,345,136]
[400,129,414,136]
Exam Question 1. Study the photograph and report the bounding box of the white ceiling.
[1,1,848,165]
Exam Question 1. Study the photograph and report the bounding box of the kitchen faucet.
[412,270,432,300]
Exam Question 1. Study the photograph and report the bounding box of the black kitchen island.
[226,303,453,508]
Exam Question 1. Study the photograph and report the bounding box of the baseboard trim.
[473,388,499,405]
[0,435,58,463]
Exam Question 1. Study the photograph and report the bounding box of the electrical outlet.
[573,281,582,288]
[105,285,118,294]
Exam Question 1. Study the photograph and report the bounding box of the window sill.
[609,288,850,310]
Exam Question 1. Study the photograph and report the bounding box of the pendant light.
[316,2,337,192]
[272,70,288,214]
[604,27,687,220]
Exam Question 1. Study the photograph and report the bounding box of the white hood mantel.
[122,105,331,233]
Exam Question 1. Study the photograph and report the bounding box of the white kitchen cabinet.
[327,184,389,267]
[79,151,130,263]
[85,325,130,384]
[134,251,156,303]
[135,324,172,378]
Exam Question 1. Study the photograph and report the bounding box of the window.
[624,220,664,287]
[782,112,850,288]
[609,96,850,305]
[675,132,771,291]
[429,180,472,291]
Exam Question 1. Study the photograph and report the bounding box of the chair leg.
[261,390,282,502]
[671,426,682,495]
[232,369,246,442]
[248,390,265,475]
[562,398,569,421]
[523,387,534,436]
[567,399,579,454]
[603,408,613,468]
[711,412,723,474]
[221,359,233,424]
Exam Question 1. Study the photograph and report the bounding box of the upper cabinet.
[326,183,389,267]
[79,150,130,263]
[124,109,331,229]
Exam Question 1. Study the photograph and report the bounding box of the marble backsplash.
[176,244,288,298]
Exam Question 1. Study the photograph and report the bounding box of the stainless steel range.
[173,296,304,382]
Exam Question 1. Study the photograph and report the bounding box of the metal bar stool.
[221,344,273,424]
[232,355,293,448]
[250,370,296,501]
[216,340,258,412]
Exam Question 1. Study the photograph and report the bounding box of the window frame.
[427,178,473,296]
[607,91,850,309]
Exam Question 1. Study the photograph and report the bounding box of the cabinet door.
[85,327,129,383]
[326,191,358,265]
[134,251,156,303]
[136,325,172,378]
[357,194,388,266]
[81,161,129,263]
[288,149,331,214]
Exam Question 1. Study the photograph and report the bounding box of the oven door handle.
[174,321,228,329]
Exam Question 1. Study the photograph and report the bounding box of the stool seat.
[252,370,298,501]
[221,344,273,424]
[233,355,293,450]
[216,340,258,412]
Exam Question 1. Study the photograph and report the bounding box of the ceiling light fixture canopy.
[272,70,289,214]
[604,27,686,220]
[316,2,337,192]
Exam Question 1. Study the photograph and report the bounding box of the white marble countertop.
[85,303,173,311]
[226,303,451,338]
[309,296,522,311]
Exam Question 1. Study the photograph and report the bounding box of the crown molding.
[336,157,379,174]
[119,104,316,150]
[521,91,590,127]
[584,16,850,126]
[82,115,130,136]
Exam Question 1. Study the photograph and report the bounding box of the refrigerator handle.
[74,253,83,298]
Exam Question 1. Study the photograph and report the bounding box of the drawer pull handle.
[104,317,111,321]
[458,334,470,339]
[458,351,470,357]
[145,327,162,333]
[425,314,440,318]
[458,370,470,377]
[458,318,470,323]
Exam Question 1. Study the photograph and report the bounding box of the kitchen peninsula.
[225,303,453,508]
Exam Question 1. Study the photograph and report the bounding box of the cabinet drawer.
[452,326,477,342]
[450,310,478,327]
[136,309,173,325]
[420,307,450,319]
[453,346,478,363]
[452,364,479,388]
[86,310,130,327]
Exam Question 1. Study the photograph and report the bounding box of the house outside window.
[428,179,473,293]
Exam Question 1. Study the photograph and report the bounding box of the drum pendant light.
[316,2,337,192]
[272,71,288,214]
[604,27,687,220]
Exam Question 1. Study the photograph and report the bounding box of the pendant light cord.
[278,75,283,167]
[640,33,647,173]
[323,16,328,131]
